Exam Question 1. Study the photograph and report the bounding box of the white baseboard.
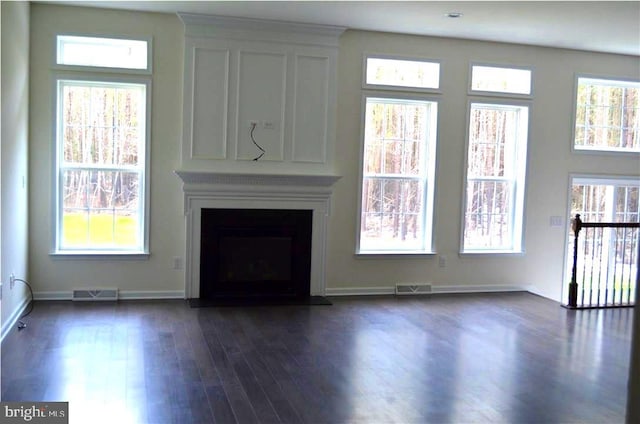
[34,290,185,301]
[1,294,31,343]
[431,284,527,294]
[326,284,528,297]
[119,290,185,300]
[33,291,71,300]
[325,287,395,296]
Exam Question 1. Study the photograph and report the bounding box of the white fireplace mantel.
[175,170,341,298]
[176,170,341,189]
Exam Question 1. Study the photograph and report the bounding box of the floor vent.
[395,283,432,295]
[72,288,118,301]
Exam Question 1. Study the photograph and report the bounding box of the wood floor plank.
[0,293,633,423]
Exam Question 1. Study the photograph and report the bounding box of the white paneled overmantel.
[179,13,346,175]
[175,171,341,298]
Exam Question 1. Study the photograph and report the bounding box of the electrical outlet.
[9,273,15,289]
[173,257,183,270]
[248,120,259,128]
[550,216,563,227]
[438,255,447,268]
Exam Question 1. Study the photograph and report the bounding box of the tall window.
[359,97,438,253]
[462,64,531,253]
[574,77,640,152]
[462,103,529,252]
[358,56,439,254]
[54,35,150,254]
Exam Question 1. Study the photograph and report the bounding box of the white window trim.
[460,98,530,254]
[50,73,152,257]
[571,73,640,155]
[53,33,153,75]
[468,62,534,99]
[362,53,442,94]
[355,91,439,255]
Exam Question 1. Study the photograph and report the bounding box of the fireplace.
[175,171,340,300]
[200,208,312,300]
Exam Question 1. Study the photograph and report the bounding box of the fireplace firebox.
[200,208,312,300]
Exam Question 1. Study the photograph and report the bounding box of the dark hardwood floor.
[1,292,633,423]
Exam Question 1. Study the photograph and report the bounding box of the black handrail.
[567,214,639,309]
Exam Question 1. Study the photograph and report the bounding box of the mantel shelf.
[175,170,341,188]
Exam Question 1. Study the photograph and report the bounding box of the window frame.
[362,53,442,94]
[51,72,151,257]
[468,62,534,99]
[356,91,439,255]
[53,33,153,75]
[460,98,530,255]
[571,74,640,155]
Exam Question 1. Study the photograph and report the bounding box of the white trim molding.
[1,295,31,343]
[326,284,528,297]
[33,290,185,301]
[178,13,346,48]
[175,170,341,298]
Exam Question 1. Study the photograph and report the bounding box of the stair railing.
[567,214,639,309]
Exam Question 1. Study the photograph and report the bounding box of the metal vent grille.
[72,288,118,301]
[395,283,432,295]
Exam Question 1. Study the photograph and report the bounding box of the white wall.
[328,31,639,300]
[1,1,30,338]
[27,4,639,303]
[29,4,185,298]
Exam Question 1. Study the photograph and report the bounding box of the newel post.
[568,214,583,308]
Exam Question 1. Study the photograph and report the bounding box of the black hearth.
[199,208,312,301]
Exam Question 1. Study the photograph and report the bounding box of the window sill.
[459,250,525,257]
[50,250,150,260]
[356,250,436,258]
[572,147,640,156]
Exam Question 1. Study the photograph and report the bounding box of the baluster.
[611,228,620,306]
[596,226,604,306]
[568,214,581,308]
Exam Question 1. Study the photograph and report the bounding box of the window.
[462,102,529,252]
[470,65,532,96]
[53,35,150,254]
[573,77,640,152]
[358,96,438,253]
[571,178,639,224]
[57,35,149,71]
[364,56,440,91]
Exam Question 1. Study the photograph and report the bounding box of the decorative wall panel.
[292,55,330,163]
[190,47,229,159]
[235,51,286,161]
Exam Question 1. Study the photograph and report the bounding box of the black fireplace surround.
[199,208,312,301]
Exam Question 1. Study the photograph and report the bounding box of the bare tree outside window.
[463,103,528,251]
[359,98,436,252]
[574,77,640,152]
[58,81,146,250]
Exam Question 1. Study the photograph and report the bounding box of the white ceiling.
[44,1,640,56]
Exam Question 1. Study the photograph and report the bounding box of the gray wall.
[1,1,30,339]
[28,4,185,299]
[328,30,639,299]
[28,4,640,301]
